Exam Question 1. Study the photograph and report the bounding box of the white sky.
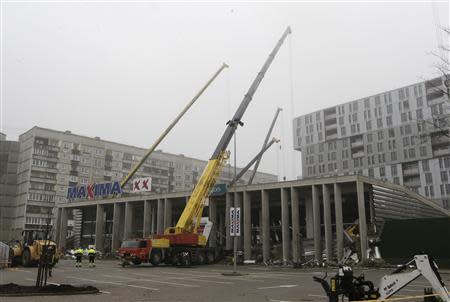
[1,1,449,179]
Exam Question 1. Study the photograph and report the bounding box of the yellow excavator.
[9,230,58,267]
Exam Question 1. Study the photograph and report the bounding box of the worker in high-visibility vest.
[88,247,96,268]
[75,247,84,267]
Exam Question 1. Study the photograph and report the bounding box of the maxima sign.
[67,181,123,200]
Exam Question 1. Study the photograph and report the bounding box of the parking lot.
[1,259,449,302]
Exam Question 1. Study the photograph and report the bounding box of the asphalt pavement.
[1,259,449,302]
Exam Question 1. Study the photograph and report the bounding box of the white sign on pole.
[132,177,152,193]
[230,207,241,236]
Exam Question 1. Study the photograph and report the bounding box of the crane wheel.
[150,250,162,266]
[22,249,31,267]
[206,251,215,264]
[197,252,206,265]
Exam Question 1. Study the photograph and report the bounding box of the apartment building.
[1,126,275,241]
[294,76,450,209]
[0,134,19,240]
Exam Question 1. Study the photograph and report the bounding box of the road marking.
[103,274,200,288]
[308,294,327,299]
[15,269,32,273]
[159,271,263,282]
[68,276,159,291]
[100,290,111,294]
[165,276,233,285]
[258,284,298,290]
[25,278,60,286]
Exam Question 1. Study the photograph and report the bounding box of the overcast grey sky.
[1,1,449,179]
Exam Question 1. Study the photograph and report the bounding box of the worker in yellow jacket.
[88,247,96,268]
[75,247,84,268]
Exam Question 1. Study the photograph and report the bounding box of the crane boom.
[228,137,279,187]
[211,27,291,160]
[120,63,229,189]
[248,107,282,185]
[168,27,292,236]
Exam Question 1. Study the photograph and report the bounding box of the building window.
[367,133,373,142]
[368,168,374,177]
[425,173,433,184]
[379,166,386,177]
[387,104,393,114]
[377,142,383,152]
[422,159,430,171]
[416,97,423,107]
[343,160,348,169]
[386,116,392,126]
[391,151,397,161]
[377,118,383,128]
[341,127,346,136]
[403,137,409,146]
[420,146,427,157]
[416,109,423,120]
[408,148,416,158]
[366,121,372,130]
[401,112,407,122]
[391,165,397,176]
[367,144,373,154]
[377,131,384,140]
[441,171,448,183]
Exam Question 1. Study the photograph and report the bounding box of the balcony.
[431,136,450,147]
[403,167,420,176]
[403,179,421,187]
[352,151,365,158]
[351,140,364,148]
[433,148,450,157]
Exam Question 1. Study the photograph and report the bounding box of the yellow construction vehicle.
[9,230,58,267]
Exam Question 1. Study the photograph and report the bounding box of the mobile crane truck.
[118,26,292,266]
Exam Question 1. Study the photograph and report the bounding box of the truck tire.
[132,259,142,265]
[22,249,31,267]
[206,251,215,264]
[150,250,162,266]
[197,252,206,265]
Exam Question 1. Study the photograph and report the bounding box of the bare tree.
[416,27,450,141]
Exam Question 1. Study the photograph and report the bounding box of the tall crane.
[119,27,292,267]
[166,27,291,238]
[120,63,229,190]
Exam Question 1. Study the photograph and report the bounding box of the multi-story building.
[294,76,450,209]
[1,126,276,241]
[0,134,19,240]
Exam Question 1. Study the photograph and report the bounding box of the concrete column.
[225,192,232,250]
[164,198,172,230]
[243,191,252,260]
[124,202,133,240]
[312,185,322,263]
[112,203,122,251]
[58,208,68,250]
[151,202,156,234]
[208,199,217,247]
[261,189,270,263]
[323,184,333,262]
[334,183,344,262]
[95,204,105,252]
[143,200,152,237]
[218,209,225,246]
[234,192,243,250]
[157,199,164,235]
[305,198,314,239]
[291,187,301,264]
[357,181,368,262]
[281,188,290,264]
